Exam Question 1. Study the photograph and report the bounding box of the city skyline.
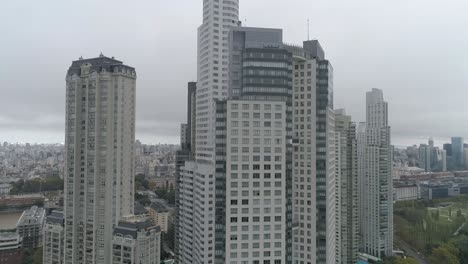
[1,0,468,145]
[1,1,467,263]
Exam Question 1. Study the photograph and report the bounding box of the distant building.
[464,149,468,170]
[360,89,393,258]
[16,206,45,249]
[0,183,12,196]
[452,137,464,168]
[0,194,44,208]
[428,138,434,148]
[43,211,64,264]
[443,143,452,156]
[0,232,23,264]
[335,109,359,264]
[392,165,425,180]
[418,144,431,172]
[148,204,172,233]
[420,184,468,200]
[112,218,161,264]
[149,177,175,190]
[393,184,419,201]
[442,150,447,172]
[180,124,188,150]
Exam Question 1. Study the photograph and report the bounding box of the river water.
[0,212,22,230]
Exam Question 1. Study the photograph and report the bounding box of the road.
[398,238,429,264]
[453,222,466,236]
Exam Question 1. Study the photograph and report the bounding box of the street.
[397,238,428,264]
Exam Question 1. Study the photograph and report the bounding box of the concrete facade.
[111,218,161,264]
[287,41,336,264]
[360,89,393,258]
[43,211,65,264]
[148,206,172,233]
[16,206,45,249]
[0,232,23,264]
[335,110,359,264]
[195,0,239,161]
[64,56,136,264]
[177,161,216,264]
[224,100,288,264]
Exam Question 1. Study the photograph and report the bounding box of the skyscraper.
[452,137,464,168]
[222,27,292,264]
[64,55,136,264]
[335,109,359,264]
[178,26,293,264]
[418,144,431,172]
[177,1,240,262]
[175,82,197,262]
[443,143,452,157]
[441,150,447,172]
[195,0,240,161]
[360,88,393,258]
[286,40,336,264]
[357,122,366,255]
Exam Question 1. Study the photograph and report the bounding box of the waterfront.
[0,211,22,230]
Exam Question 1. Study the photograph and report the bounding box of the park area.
[394,195,468,263]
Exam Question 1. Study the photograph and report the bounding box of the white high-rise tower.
[287,40,336,264]
[64,56,136,264]
[177,1,240,263]
[360,88,393,258]
[195,0,240,161]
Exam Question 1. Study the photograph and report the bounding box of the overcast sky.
[1,0,467,147]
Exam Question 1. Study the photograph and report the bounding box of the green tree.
[155,186,175,205]
[135,193,151,206]
[10,177,63,194]
[428,243,460,264]
[32,247,43,264]
[135,174,149,190]
[453,236,468,264]
[395,257,419,264]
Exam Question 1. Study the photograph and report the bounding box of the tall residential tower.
[64,56,136,264]
[195,0,240,161]
[360,88,393,258]
[335,109,359,264]
[287,40,336,264]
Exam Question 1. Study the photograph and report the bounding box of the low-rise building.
[392,165,425,180]
[148,204,172,233]
[16,206,45,249]
[112,217,161,264]
[420,183,468,200]
[0,194,44,208]
[149,177,175,190]
[0,232,23,264]
[394,183,419,201]
[0,183,12,196]
[43,211,64,264]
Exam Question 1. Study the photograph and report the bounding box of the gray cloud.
[0,0,467,147]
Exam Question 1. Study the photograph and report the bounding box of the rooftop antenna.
[307,19,310,40]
